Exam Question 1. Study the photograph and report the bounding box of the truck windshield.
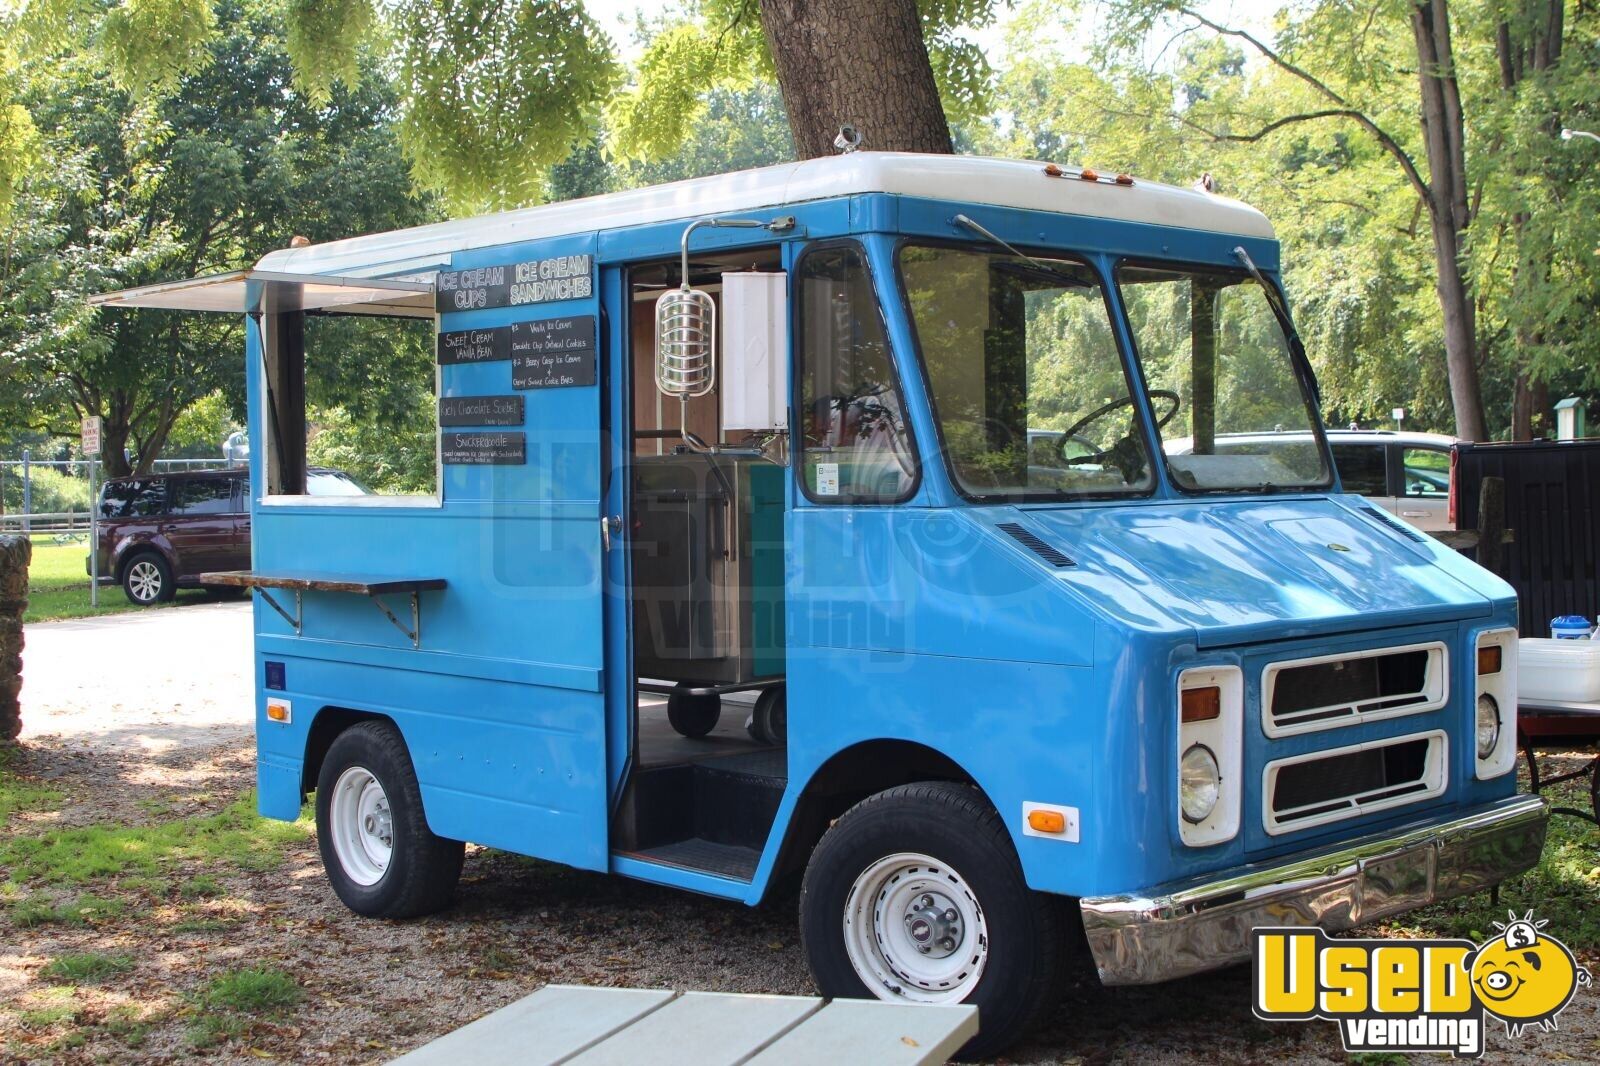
[899,243,1155,500]
[1118,263,1332,492]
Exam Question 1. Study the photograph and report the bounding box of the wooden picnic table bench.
[199,569,447,648]
[388,985,978,1066]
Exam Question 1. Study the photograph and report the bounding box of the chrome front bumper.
[1080,794,1549,986]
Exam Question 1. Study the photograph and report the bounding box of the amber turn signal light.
[1181,686,1222,723]
[1477,645,1502,675]
[1027,809,1067,834]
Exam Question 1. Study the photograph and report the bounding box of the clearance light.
[265,699,292,724]
[1477,644,1502,675]
[1027,809,1067,834]
[1181,686,1222,723]
[1079,168,1100,181]
[1115,174,1135,186]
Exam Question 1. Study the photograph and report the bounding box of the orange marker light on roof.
[1027,809,1067,834]
[1079,168,1100,181]
[1115,173,1135,186]
[1181,686,1222,723]
[1043,163,1065,177]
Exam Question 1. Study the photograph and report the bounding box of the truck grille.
[1264,732,1446,835]
[1263,643,1446,736]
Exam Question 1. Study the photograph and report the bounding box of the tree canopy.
[2,0,1596,468]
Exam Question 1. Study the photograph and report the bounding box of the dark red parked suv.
[91,467,365,605]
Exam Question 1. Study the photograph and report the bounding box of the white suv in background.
[1165,429,1459,531]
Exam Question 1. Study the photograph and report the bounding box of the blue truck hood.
[1013,498,1494,648]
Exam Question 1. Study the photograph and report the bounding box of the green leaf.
[395,0,620,213]
[99,0,218,96]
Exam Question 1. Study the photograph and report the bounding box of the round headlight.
[1180,744,1221,824]
[1476,693,1501,760]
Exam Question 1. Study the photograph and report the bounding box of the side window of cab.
[796,243,918,503]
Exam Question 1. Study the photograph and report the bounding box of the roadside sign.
[81,415,103,457]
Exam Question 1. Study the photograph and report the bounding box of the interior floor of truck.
[635,690,775,769]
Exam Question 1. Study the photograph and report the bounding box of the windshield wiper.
[954,214,1089,289]
[1232,245,1318,402]
[1232,246,1305,357]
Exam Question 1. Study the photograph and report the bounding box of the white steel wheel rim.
[329,766,393,886]
[128,561,162,601]
[842,851,989,1004]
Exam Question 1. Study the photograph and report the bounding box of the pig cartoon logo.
[1469,911,1591,1038]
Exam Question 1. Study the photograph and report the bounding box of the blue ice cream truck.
[93,153,1547,1057]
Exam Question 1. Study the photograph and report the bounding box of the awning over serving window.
[88,269,436,318]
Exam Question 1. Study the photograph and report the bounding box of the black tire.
[750,685,787,745]
[121,551,174,605]
[667,686,720,738]
[800,781,1070,1061]
[315,720,464,919]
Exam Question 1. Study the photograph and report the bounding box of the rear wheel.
[315,720,463,918]
[122,553,174,605]
[800,781,1069,1060]
[666,685,720,738]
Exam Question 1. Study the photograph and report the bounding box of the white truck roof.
[257,152,1274,279]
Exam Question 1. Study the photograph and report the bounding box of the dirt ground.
[4,607,1599,1063]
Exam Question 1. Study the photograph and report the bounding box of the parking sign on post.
[81,416,102,457]
[82,415,102,606]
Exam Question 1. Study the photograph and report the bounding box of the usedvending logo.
[1253,912,1590,1056]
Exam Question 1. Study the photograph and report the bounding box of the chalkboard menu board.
[439,395,524,427]
[437,327,510,365]
[442,431,525,465]
[512,315,596,390]
[435,255,594,312]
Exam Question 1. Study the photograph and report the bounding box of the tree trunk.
[0,535,30,745]
[1498,3,1564,442]
[100,416,133,479]
[1512,372,1550,440]
[757,0,953,159]
[1411,0,1487,441]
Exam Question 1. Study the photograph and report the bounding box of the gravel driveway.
[20,600,253,753]
[5,603,1596,1063]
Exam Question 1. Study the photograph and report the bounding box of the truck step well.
[625,839,763,881]
[613,751,787,882]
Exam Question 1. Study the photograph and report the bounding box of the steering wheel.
[1060,389,1181,445]
[1058,390,1181,484]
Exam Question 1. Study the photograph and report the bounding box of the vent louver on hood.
[997,522,1075,567]
[1355,502,1428,544]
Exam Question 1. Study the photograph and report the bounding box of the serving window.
[258,308,440,502]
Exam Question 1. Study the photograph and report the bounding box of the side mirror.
[655,285,716,398]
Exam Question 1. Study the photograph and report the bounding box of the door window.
[797,243,917,502]
[171,478,236,515]
[1330,444,1388,496]
[100,479,166,518]
[1400,447,1450,497]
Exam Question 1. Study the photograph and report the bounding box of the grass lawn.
[21,539,214,624]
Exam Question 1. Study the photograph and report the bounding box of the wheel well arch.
[115,543,168,581]
[763,739,996,900]
[299,706,395,797]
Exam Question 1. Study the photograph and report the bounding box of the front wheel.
[315,720,464,918]
[122,553,174,605]
[800,781,1070,1060]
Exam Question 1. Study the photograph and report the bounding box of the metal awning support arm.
[254,588,303,635]
[368,592,422,649]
